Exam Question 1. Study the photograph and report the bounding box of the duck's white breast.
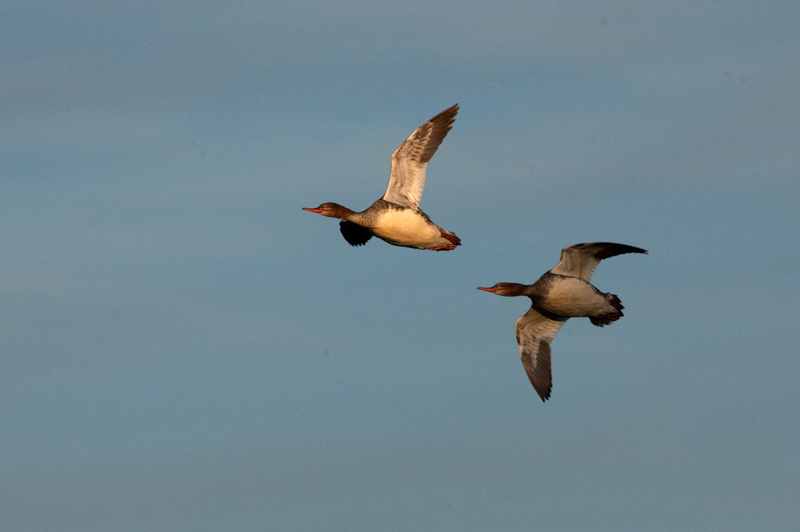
[540,277,608,316]
[371,209,441,247]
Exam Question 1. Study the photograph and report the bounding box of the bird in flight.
[303,105,461,251]
[478,242,647,401]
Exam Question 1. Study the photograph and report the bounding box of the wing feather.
[339,221,373,246]
[515,308,566,402]
[550,242,647,282]
[382,104,458,208]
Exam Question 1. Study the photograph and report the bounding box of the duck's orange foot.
[589,312,623,327]
[430,244,458,251]
[439,230,461,247]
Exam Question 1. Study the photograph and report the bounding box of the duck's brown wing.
[515,308,567,402]
[550,242,647,282]
[382,104,458,208]
[339,221,373,246]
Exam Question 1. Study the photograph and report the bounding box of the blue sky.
[2,1,799,530]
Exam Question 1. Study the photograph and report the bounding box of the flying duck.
[478,242,647,401]
[303,105,461,251]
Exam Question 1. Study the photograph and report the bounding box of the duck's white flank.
[371,209,443,248]
[537,276,609,317]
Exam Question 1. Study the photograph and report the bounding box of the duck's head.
[302,202,347,218]
[477,283,527,297]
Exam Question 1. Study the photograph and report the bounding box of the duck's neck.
[341,208,371,226]
[341,205,383,227]
[331,201,394,227]
[327,203,358,221]
[505,283,535,297]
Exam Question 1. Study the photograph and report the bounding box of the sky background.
[2,1,799,530]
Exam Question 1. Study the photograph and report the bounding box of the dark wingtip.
[626,245,648,255]
[579,242,649,260]
[537,391,550,402]
[431,104,459,126]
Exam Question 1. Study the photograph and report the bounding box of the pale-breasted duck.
[478,242,647,401]
[303,105,461,251]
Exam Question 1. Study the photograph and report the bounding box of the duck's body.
[524,273,623,324]
[303,105,461,251]
[361,200,459,249]
[305,199,459,250]
[478,242,647,401]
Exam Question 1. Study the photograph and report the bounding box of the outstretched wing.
[382,104,458,208]
[550,242,647,282]
[515,308,567,402]
[339,221,373,246]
